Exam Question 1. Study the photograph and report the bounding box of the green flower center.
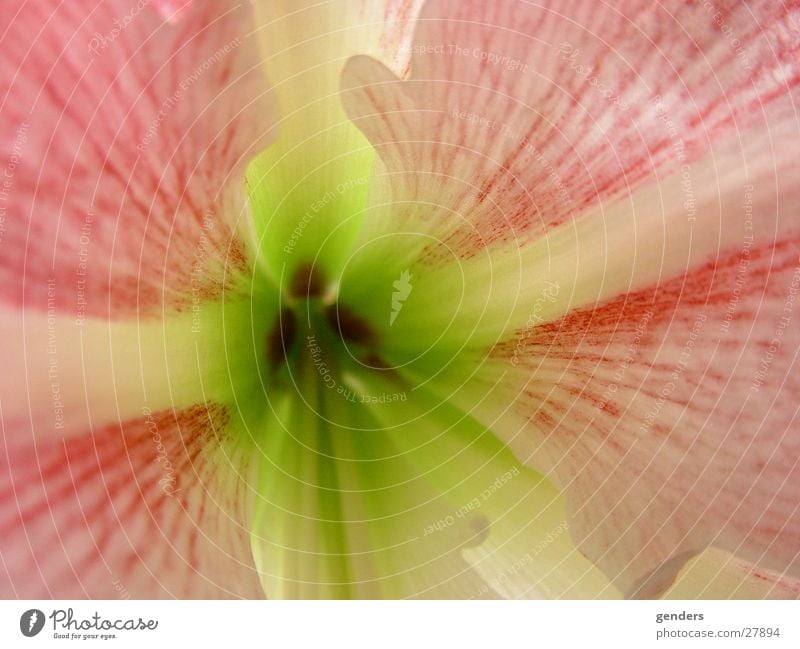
[264,263,398,410]
[223,105,610,600]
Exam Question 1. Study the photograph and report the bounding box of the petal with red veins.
[334,0,800,596]
[423,238,800,596]
[0,297,269,440]
[341,0,798,252]
[337,0,799,350]
[0,405,262,598]
[342,128,800,357]
[0,0,275,318]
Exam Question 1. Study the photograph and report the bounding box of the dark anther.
[363,353,394,372]
[266,307,297,367]
[289,263,325,298]
[324,304,375,346]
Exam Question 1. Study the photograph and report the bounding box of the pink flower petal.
[436,236,800,597]
[338,0,800,595]
[0,404,262,597]
[0,0,275,318]
[341,0,798,256]
[0,299,261,440]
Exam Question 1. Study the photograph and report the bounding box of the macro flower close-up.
[1,0,799,602]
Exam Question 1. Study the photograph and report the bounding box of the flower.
[1,0,798,599]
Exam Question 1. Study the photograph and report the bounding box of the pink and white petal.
[341,124,799,357]
[423,234,800,597]
[341,0,798,252]
[665,548,800,599]
[0,0,275,318]
[0,404,262,598]
[337,0,800,350]
[339,6,800,593]
[0,298,264,440]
